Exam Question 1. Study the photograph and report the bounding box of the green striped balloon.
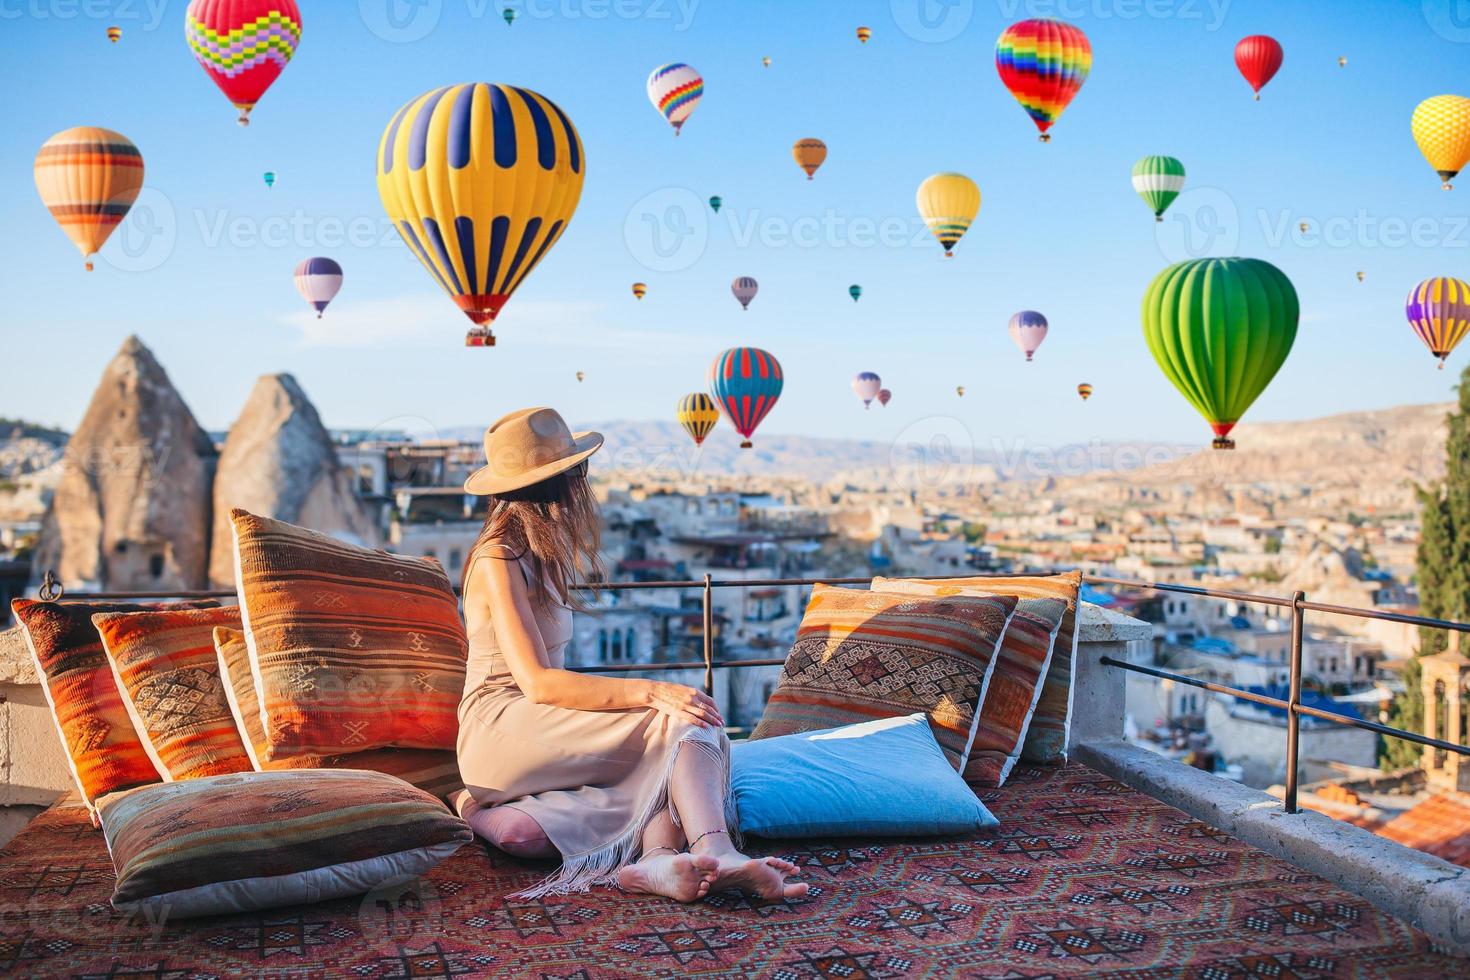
[1131,155,1185,221]
[1141,258,1298,450]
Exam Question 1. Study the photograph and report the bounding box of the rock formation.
[33,336,216,591]
[208,373,377,587]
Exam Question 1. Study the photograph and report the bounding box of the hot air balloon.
[1077,383,1093,401]
[34,127,144,272]
[849,284,862,303]
[877,388,891,407]
[377,83,585,348]
[632,282,647,301]
[709,195,722,213]
[1338,56,1347,67]
[996,19,1091,142]
[731,276,758,310]
[503,7,516,25]
[956,385,966,397]
[107,26,121,42]
[709,347,783,449]
[1142,258,1299,449]
[1008,311,1049,361]
[852,372,882,409]
[263,171,275,188]
[294,257,342,318]
[916,173,980,258]
[1298,221,1309,234]
[762,56,771,68]
[1412,95,1470,190]
[856,26,872,43]
[793,138,827,179]
[647,63,703,136]
[1406,277,1470,368]
[1234,35,1283,100]
[576,370,585,383]
[677,392,720,446]
[1356,271,1365,283]
[185,0,302,126]
[1132,156,1185,222]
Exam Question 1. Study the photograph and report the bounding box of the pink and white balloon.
[1008,310,1048,361]
[852,371,882,409]
[732,276,759,310]
[294,257,342,318]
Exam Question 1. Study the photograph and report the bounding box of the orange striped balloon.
[34,127,144,271]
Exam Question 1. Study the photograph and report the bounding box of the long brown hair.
[463,464,604,611]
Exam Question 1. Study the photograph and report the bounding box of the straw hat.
[463,407,603,495]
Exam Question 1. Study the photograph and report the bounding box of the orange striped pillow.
[10,598,217,813]
[215,627,464,799]
[874,572,1083,764]
[229,509,468,759]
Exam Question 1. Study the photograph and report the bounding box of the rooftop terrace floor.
[0,764,1458,978]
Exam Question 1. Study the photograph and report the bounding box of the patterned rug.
[0,764,1457,978]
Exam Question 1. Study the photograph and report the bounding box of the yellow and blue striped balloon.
[377,83,585,346]
[677,392,720,446]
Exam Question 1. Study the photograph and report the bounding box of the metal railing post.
[1284,590,1306,814]
[701,573,714,696]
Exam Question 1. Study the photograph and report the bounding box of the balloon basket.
[740,440,752,449]
[1155,215,1163,223]
[1253,93,1261,101]
[1212,437,1236,450]
[1039,133,1051,143]
[84,260,94,272]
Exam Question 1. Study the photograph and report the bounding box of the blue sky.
[4,0,1470,452]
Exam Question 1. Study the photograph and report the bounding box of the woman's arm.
[468,550,722,727]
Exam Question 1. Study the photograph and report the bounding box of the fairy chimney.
[33,335,216,591]
[208,373,377,587]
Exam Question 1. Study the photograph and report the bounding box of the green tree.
[1383,367,1470,769]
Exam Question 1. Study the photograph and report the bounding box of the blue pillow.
[730,714,999,838]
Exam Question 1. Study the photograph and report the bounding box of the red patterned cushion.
[749,585,1018,771]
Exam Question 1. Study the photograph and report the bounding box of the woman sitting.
[451,407,807,904]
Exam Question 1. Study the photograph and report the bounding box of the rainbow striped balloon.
[377,83,585,347]
[185,0,302,126]
[33,127,144,271]
[708,347,783,449]
[676,392,720,446]
[647,63,703,136]
[1405,277,1470,368]
[995,18,1091,141]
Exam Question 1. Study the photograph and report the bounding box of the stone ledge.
[1078,603,1152,643]
[0,627,36,686]
[1076,738,1470,957]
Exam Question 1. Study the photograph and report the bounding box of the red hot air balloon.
[877,388,892,407]
[708,347,783,449]
[1234,35,1282,100]
[186,0,302,126]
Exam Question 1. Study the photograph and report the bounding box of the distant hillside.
[0,419,67,446]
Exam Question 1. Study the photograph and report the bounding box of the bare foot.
[707,853,808,901]
[617,852,720,903]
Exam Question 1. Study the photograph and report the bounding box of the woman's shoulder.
[466,539,530,588]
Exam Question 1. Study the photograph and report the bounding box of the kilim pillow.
[748,585,1018,771]
[11,598,218,815]
[215,627,465,799]
[230,508,467,759]
[92,606,252,782]
[873,578,1063,786]
[97,768,473,918]
[874,572,1083,765]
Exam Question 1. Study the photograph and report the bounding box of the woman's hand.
[643,681,725,729]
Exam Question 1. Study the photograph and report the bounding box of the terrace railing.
[34,568,1470,816]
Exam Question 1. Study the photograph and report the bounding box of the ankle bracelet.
[642,845,680,858]
[688,829,729,851]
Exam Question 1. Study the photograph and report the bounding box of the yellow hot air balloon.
[793,138,827,180]
[631,282,647,300]
[677,392,720,446]
[1338,56,1347,67]
[107,26,121,42]
[1298,221,1309,234]
[917,173,980,258]
[762,56,771,68]
[956,385,966,397]
[856,26,872,43]
[1412,95,1470,190]
[576,370,585,383]
[377,83,585,347]
[1077,383,1093,401]
[1357,271,1365,283]
[34,127,144,271]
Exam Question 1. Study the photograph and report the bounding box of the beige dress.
[457,551,735,898]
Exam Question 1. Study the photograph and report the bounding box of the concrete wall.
[0,625,69,847]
